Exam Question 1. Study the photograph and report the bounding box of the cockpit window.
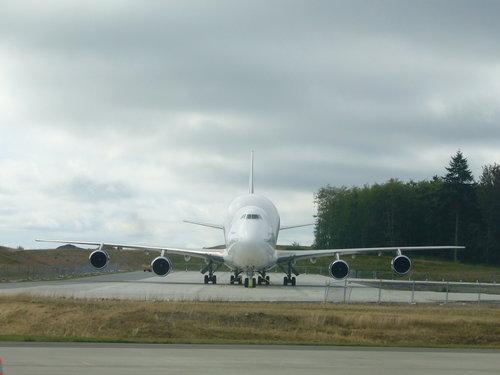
[241,214,262,220]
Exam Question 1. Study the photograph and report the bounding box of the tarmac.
[0,270,499,304]
[1,272,499,375]
[0,342,499,375]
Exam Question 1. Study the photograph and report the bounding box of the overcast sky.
[1,0,499,249]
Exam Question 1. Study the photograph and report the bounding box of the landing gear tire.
[230,275,235,284]
[244,278,249,288]
[204,274,216,284]
[257,274,270,285]
[283,276,296,286]
[251,277,256,288]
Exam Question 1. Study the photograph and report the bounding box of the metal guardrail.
[322,278,500,304]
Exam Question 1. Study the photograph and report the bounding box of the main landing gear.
[201,258,221,285]
[204,274,216,284]
[279,260,299,286]
[258,274,270,285]
[283,275,296,286]
[230,273,243,285]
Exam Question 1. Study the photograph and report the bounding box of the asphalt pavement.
[0,342,499,375]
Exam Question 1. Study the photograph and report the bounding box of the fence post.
[410,280,415,304]
[445,282,449,304]
[343,278,347,303]
[324,280,330,304]
[477,280,481,304]
[378,279,382,304]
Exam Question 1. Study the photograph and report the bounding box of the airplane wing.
[36,239,226,262]
[279,223,313,231]
[183,220,224,230]
[276,246,465,263]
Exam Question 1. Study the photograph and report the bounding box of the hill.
[0,246,152,267]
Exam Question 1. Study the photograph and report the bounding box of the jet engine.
[151,256,172,276]
[329,259,350,280]
[391,254,411,275]
[89,249,109,269]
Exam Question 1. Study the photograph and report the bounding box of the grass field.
[0,295,499,348]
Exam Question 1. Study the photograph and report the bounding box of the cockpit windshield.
[240,214,262,220]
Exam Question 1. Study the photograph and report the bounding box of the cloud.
[0,0,499,249]
[59,177,135,202]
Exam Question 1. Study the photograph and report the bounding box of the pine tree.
[442,151,474,262]
[444,151,473,185]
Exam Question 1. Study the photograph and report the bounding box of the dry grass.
[0,294,499,347]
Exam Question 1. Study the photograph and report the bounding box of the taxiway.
[0,271,499,303]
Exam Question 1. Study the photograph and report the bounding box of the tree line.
[314,151,500,265]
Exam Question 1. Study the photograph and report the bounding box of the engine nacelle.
[391,254,411,275]
[329,259,350,280]
[89,249,109,269]
[151,256,172,276]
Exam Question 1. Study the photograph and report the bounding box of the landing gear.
[204,274,217,284]
[279,259,299,286]
[257,274,270,285]
[230,272,242,285]
[201,258,220,285]
[244,277,256,288]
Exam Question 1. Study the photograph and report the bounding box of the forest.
[314,151,500,266]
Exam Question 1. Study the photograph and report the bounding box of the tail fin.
[249,150,254,194]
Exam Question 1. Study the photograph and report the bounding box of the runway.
[0,271,499,303]
[1,342,499,375]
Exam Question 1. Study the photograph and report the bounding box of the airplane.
[37,152,464,288]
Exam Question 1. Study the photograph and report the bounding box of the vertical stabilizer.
[249,150,254,194]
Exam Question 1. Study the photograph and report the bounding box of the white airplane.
[37,152,464,288]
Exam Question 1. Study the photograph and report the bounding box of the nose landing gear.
[244,277,257,288]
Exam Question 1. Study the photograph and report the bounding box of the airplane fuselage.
[223,193,280,275]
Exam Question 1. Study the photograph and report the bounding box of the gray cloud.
[1,0,499,248]
[58,177,136,202]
